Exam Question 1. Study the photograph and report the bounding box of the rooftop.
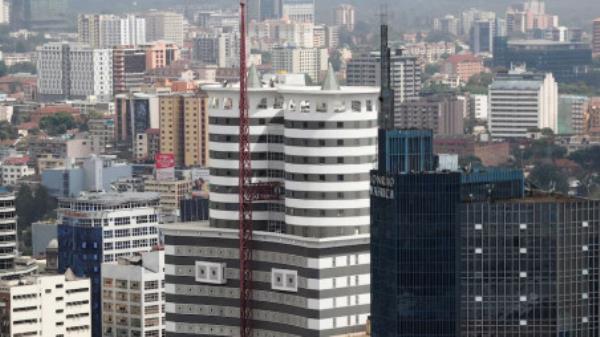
[59,191,160,204]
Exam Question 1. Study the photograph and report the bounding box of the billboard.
[155,153,175,181]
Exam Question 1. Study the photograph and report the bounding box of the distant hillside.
[69,0,600,30]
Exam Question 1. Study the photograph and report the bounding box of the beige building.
[144,179,193,214]
[144,11,184,46]
[159,93,209,168]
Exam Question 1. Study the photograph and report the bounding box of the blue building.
[371,129,600,337]
[42,156,133,198]
[57,192,160,337]
[493,37,592,82]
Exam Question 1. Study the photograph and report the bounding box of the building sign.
[155,153,175,181]
[370,174,395,199]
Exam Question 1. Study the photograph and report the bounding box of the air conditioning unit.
[271,268,298,292]
[195,261,227,285]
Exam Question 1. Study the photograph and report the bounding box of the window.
[300,100,311,113]
[475,248,483,254]
[366,100,373,112]
[257,98,268,109]
[474,224,482,230]
[316,102,327,112]
[114,217,130,226]
[223,98,233,110]
[144,281,159,290]
[144,293,159,302]
[333,100,346,113]
[351,101,362,112]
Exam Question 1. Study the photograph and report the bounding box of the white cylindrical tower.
[282,86,379,237]
[205,81,285,232]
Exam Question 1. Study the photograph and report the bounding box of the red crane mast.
[238,0,253,337]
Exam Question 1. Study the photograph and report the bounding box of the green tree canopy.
[569,146,600,172]
[0,121,17,140]
[39,112,76,136]
[528,163,569,194]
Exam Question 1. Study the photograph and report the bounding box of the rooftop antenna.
[378,1,395,130]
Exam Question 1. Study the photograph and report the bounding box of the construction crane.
[237,1,281,336]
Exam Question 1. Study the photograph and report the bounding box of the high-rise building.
[0,193,18,279]
[488,70,558,138]
[36,43,113,101]
[395,93,466,135]
[493,38,592,82]
[281,0,315,23]
[558,94,587,135]
[101,250,165,337]
[433,15,460,36]
[460,8,496,36]
[347,50,422,104]
[14,0,69,31]
[112,46,147,94]
[371,139,600,336]
[260,0,281,20]
[158,92,209,167]
[57,192,161,337]
[119,14,147,46]
[470,20,495,54]
[272,46,329,82]
[0,0,9,24]
[164,70,378,337]
[334,4,355,32]
[78,14,146,49]
[144,11,184,46]
[0,271,92,337]
[114,93,159,149]
[593,18,600,56]
[143,41,180,70]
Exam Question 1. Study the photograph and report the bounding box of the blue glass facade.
[493,37,592,82]
[371,130,599,337]
[377,129,434,174]
[58,223,103,337]
[371,172,462,337]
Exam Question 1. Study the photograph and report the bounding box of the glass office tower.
[371,129,599,337]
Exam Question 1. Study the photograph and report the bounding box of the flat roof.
[60,192,160,204]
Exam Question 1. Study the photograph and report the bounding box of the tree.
[15,185,57,254]
[522,139,567,162]
[0,121,17,140]
[569,146,600,172]
[8,62,36,74]
[528,163,569,194]
[39,112,76,136]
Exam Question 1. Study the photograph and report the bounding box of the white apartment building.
[334,4,356,31]
[0,0,9,24]
[272,46,328,82]
[0,158,34,186]
[250,19,315,50]
[470,94,489,120]
[217,31,241,68]
[488,71,558,138]
[0,271,91,337]
[101,250,165,337]
[120,15,147,46]
[144,12,184,46]
[78,14,146,48]
[37,43,113,101]
[281,0,315,23]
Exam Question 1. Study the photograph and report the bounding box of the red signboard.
[155,153,175,169]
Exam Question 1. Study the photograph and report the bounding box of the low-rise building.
[1,157,35,186]
[101,250,165,337]
[0,271,91,337]
[144,179,193,215]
